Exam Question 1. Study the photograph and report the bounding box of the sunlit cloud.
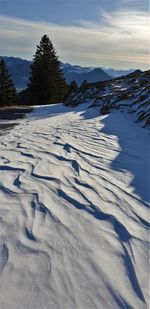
[0,10,149,69]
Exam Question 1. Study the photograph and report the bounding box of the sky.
[0,0,149,69]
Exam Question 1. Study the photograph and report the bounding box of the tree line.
[0,34,79,107]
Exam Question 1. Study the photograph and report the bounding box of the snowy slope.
[65,70,150,127]
[0,103,149,309]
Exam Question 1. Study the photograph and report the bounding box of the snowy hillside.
[0,103,149,309]
[65,70,150,127]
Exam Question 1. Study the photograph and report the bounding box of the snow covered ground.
[0,103,149,309]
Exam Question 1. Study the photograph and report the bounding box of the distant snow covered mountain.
[1,56,134,90]
[103,67,135,78]
[62,63,110,84]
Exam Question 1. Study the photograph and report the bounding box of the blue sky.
[1,0,148,24]
[0,0,149,69]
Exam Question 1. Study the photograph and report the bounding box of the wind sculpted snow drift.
[0,103,149,309]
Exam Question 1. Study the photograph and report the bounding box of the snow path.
[0,104,149,309]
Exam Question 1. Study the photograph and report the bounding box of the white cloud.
[0,10,149,69]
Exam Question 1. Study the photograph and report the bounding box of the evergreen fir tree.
[0,58,17,107]
[28,34,68,104]
[80,79,87,91]
[70,80,78,91]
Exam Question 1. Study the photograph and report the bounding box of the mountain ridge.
[0,56,134,91]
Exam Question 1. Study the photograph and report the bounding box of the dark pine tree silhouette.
[70,80,78,91]
[28,34,68,104]
[0,58,17,107]
[65,80,78,99]
[80,79,87,91]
